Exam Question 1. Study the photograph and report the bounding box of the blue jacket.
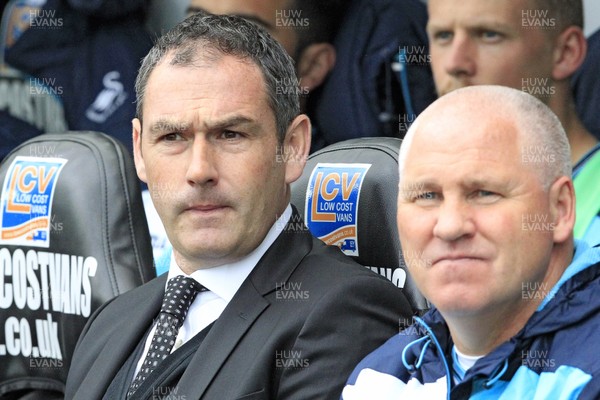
[572,28,600,140]
[5,0,153,156]
[343,241,600,399]
[308,0,436,151]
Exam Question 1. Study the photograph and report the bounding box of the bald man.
[343,86,600,399]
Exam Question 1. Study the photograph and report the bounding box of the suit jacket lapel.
[178,208,313,398]
[81,275,167,396]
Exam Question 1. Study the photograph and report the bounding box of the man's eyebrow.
[186,7,274,30]
[206,115,257,131]
[398,180,437,194]
[147,116,257,135]
[466,20,513,33]
[427,19,512,32]
[426,21,447,31]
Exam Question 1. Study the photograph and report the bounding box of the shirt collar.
[451,345,483,383]
[167,204,293,302]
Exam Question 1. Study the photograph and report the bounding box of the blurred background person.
[188,0,437,151]
[5,0,153,156]
[0,0,68,161]
[426,0,600,245]
[572,27,600,139]
[187,0,341,151]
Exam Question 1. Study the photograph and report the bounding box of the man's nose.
[185,138,219,186]
[433,198,476,242]
[443,32,476,79]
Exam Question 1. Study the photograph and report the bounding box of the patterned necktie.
[127,275,206,398]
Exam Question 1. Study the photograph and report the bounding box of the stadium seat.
[291,137,430,315]
[0,131,155,399]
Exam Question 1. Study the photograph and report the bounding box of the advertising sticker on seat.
[305,163,371,256]
[0,156,68,248]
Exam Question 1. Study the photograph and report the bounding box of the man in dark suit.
[64,12,412,400]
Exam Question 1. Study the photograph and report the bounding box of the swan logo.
[85,71,127,123]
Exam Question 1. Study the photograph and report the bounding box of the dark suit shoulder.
[86,274,166,326]
[294,236,404,292]
[66,275,166,399]
[270,237,412,399]
[274,234,413,335]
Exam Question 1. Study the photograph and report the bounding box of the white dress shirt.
[133,205,292,378]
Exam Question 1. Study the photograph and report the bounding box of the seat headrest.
[0,131,154,395]
[291,137,429,314]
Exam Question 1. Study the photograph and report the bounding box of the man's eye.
[432,31,453,42]
[477,190,502,198]
[473,190,500,203]
[221,131,242,140]
[415,192,437,201]
[480,30,502,42]
[162,132,183,141]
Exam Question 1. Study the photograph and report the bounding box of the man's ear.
[549,176,576,243]
[551,26,587,81]
[297,43,336,92]
[132,118,148,183]
[283,114,311,184]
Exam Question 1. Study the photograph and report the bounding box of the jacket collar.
[403,241,600,387]
[174,206,314,398]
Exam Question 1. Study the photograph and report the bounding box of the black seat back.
[0,131,154,398]
[291,137,429,314]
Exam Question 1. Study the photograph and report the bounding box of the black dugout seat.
[291,137,429,315]
[0,131,155,399]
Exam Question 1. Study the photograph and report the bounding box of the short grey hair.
[134,12,300,142]
[399,85,572,190]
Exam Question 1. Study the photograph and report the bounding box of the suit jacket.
[65,211,413,399]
